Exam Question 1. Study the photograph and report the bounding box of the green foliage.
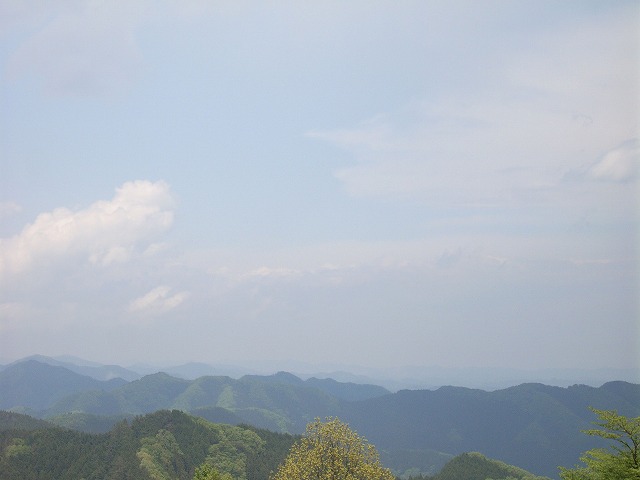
[0,410,53,430]
[118,373,191,414]
[189,406,245,426]
[204,423,265,480]
[0,424,143,480]
[0,410,295,480]
[5,358,640,479]
[46,412,133,433]
[559,408,640,480]
[243,426,298,480]
[270,417,395,480]
[341,381,640,478]
[429,452,550,480]
[137,429,188,480]
[47,388,125,416]
[193,462,233,480]
[3,438,31,457]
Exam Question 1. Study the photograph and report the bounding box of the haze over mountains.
[1,355,639,478]
[3,354,638,391]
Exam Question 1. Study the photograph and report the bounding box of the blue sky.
[0,1,638,374]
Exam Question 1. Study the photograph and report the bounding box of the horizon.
[3,352,639,392]
[1,2,638,373]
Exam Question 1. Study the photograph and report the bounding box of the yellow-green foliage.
[202,421,265,480]
[193,463,233,480]
[270,417,395,480]
[137,429,187,480]
[559,408,640,480]
[4,438,31,458]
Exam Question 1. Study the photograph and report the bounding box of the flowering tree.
[270,417,395,480]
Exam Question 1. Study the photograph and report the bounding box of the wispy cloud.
[309,9,638,212]
[128,286,190,315]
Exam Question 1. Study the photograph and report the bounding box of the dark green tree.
[559,408,640,479]
[193,462,233,480]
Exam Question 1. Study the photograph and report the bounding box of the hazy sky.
[1,1,638,373]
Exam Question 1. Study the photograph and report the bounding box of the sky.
[0,1,638,376]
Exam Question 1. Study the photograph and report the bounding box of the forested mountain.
[0,410,551,480]
[340,381,640,478]
[1,358,638,478]
[0,360,387,433]
[0,409,297,480]
[305,376,390,401]
[0,410,53,431]
[45,371,343,433]
[425,451,550,480]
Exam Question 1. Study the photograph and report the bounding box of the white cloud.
[128,286,190,315]
[589,140,639,183]
[5,1,146,96]
[0,180,175,279]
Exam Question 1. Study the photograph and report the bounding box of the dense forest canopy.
[0,411,555,480]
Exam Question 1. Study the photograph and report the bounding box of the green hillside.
[48,370,343,433]
[0,410,555,480]
[341,381,640,478]
[46,412,134,433]
[0,409,297,480]
[429,451,550,480]
[0,411,53,431]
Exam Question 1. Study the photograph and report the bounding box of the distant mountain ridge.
[0,360,127,412]
[1,356,639,478]
[1,355,141,382]
[3,354,638,390]
[0,359,389,426]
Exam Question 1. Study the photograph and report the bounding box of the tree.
[270,417,395,480]
[137,429,188,480]
[193,463,233,480]
[559,408,640,480]
[205,424,264,479]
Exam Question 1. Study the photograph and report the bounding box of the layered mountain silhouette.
[1,357,638,478]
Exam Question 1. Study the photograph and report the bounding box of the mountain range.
[4,354,638,390]
[0,409,551,480]
[1,356,638,478]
